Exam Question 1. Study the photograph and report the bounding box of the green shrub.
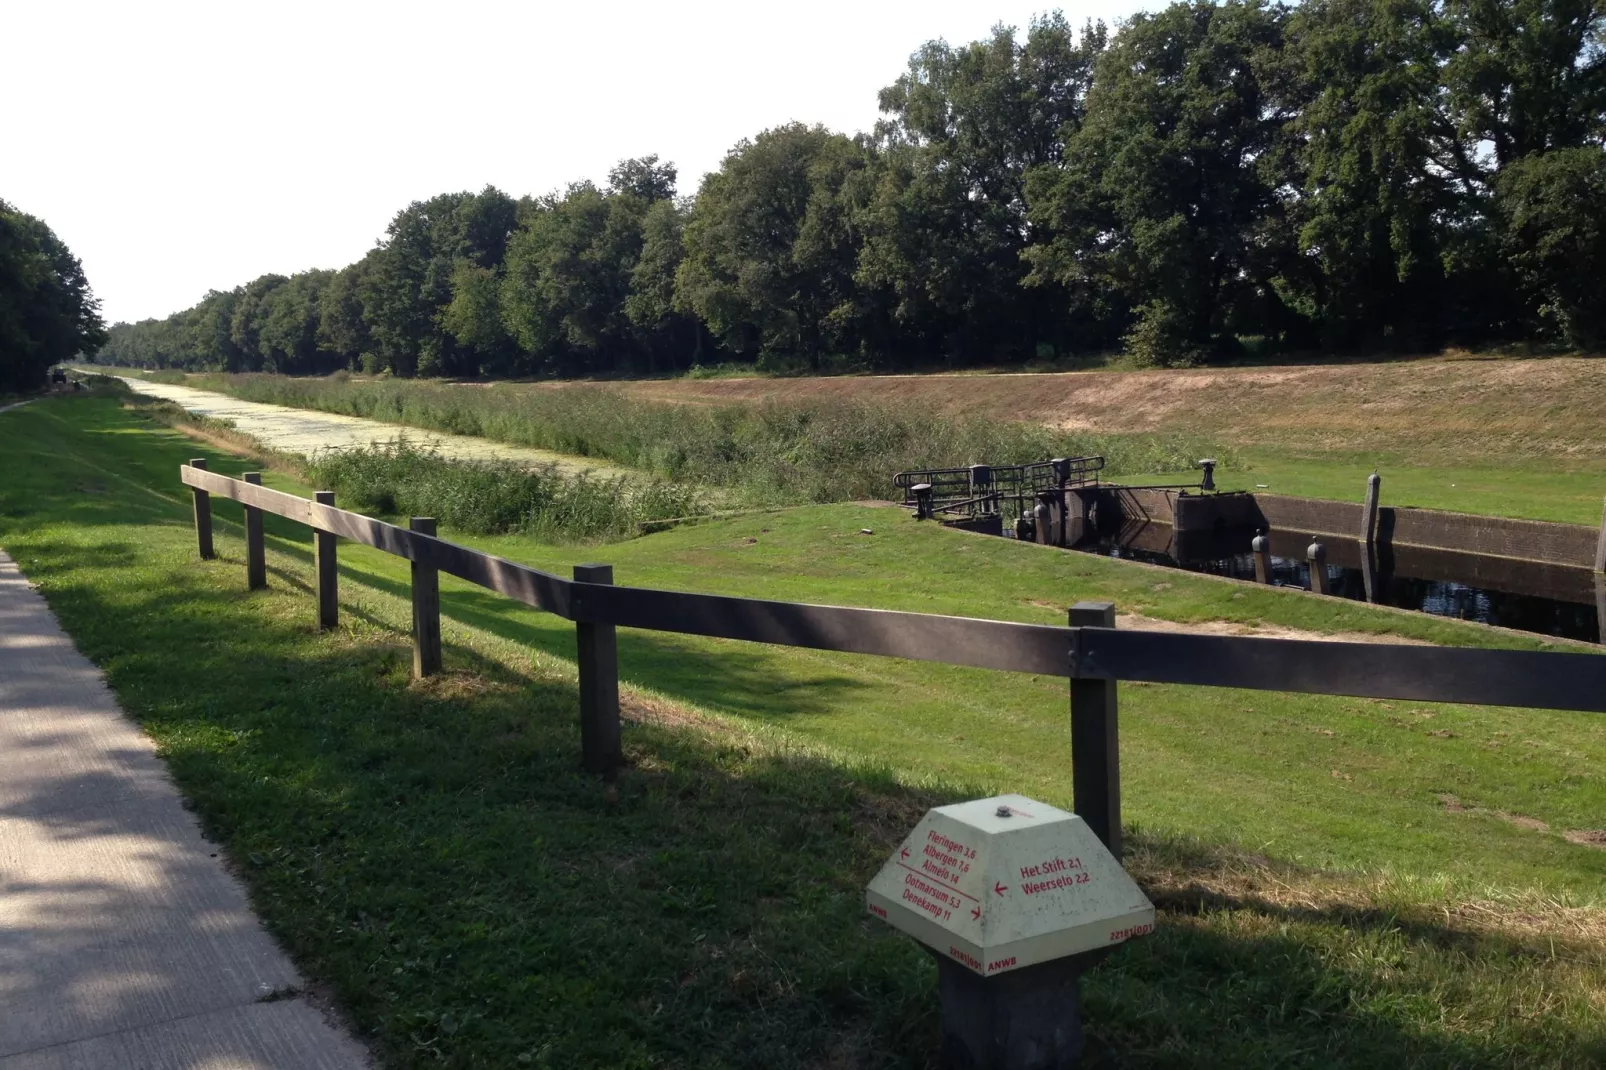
[306,441,708,543]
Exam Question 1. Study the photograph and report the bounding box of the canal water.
[113,377,626,476]
[1072,525,1604,644]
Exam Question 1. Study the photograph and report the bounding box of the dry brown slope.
[575,356,1606,457]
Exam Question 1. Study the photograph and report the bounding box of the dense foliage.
[98,0,1606,373]
[305,442,708,542]
[0,200,105,392]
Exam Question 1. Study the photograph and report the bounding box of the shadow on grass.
[4,401,1602,1067]
[10,551,1603,1068]
[333,559,878,723]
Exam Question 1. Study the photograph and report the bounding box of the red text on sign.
[1019,856,1083,880]
[948,946,983,972]
[928,830,978,860]
[1108,923,1155,942]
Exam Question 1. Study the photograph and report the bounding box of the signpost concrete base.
[868,794,1153,1069]
[935,950,1102,1070]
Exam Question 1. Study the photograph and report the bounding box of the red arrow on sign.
[970,906,982,920]
[994,882,1008,897]
[900,847,910,860]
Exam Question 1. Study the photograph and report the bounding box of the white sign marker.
[866,794,1154,977]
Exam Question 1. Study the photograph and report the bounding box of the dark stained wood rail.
[182,464,1606,858]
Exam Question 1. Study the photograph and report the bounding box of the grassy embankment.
[3,393,1605,1067]
[609,356,1606,526]
[119,369,1236,508]
[118,356,1606,525]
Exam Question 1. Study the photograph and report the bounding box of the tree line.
[1,201,105,393]
[97,0,1606,375]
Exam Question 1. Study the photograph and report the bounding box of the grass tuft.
[306,441,709,542]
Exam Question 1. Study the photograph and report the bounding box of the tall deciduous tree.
[229,274,289,371]
[1444,0,1606,176]
[1026,0,1291,364]
[0,200,105,391]
[1274,0,1455,348]
[90,2,1606,373]
[1497,147,1606,347]
[865,15,1107,362]
[627,197,701,372]
[676,124,869,367]
[257,269,335,374]
[317,259,372,369]
[502,184,636,375]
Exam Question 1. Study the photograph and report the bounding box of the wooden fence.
[181,462,1606,862]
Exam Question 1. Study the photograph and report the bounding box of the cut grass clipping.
[1,394,1604,1068]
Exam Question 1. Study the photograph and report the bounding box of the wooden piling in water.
[1360,474,1381,547]
[1595,496,1605,573]
[1307,540,1329,595]
[1596,575,1606,648]
[1251,534,1271,584]
[1359,474,1382,603]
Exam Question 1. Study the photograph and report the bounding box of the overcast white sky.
[6,0,1149,325]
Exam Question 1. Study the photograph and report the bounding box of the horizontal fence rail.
[568,581,1076,676]
[181,464,1606,713]
[182,462,1606,858]
[1072,628,1606,712]
[184,465,571,616]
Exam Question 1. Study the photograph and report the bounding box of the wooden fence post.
[1069,601,1121,861]
[189,458,214,560]
[243,472,266,590]
[314,491,338,631]
[410,517,442,678]
[574,563,622,775]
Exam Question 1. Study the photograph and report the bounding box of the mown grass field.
[3,394,1605,1067]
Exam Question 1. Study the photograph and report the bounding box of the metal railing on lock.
[893,457,1106,521]
[180,460,1606,862]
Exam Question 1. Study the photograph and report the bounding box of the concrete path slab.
[0,551,371,1069]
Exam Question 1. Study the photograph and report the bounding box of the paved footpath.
[0,551,371,1069]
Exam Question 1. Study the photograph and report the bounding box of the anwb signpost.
[866,795,1155,1069]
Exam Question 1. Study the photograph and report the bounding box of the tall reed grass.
[183,373,1234,505]
[306,442,707,543]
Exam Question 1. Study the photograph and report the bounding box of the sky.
[6,0,1149,326]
